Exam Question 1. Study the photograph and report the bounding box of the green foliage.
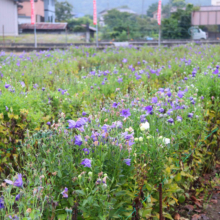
[55,0,73,22]
[102,9,158,40]
[146,3,158,17]
[162,4,195,39]
[68,16,94,32]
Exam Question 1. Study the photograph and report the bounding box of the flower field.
[0,44,220,220]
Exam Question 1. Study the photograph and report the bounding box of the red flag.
[31,0,35,25]
[93,0,97,25]
[157,0,162,26]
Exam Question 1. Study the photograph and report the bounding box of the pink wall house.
[18,0,44,22]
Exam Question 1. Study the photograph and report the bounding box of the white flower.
[140,122,150,131]
[139,137,143,142]
[158,136,170,145]
[163,138,170,144]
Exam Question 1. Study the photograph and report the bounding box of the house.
[99,8,137,27]
[191,6,220,38]
[19,23,67,34]
[0,0,19,36]
[212,0,220,5]
[18,0,44,24]
[18,0,55,24]
[44,0,55,22]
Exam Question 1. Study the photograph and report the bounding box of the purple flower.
[177,116,182,122]
[213,68,219,74]
[61,187,68,198]
[184,77,188,80]
[75,135,83,146]
[122,58,127,63]
[81,158,92,168]
[0,197,4,209]
[117,78,123,83]
[188,113,193,118]
[15,194,21,201]
[158,108,164,113]
[5,173,23,187]
[143,105,153,115]
[5,83,11,89]
[177,91,185,98]
[83,148,90,155]
[68,120,76,129]
[124,159,131,166]
[33,83,38,89]
[20,81,25,88]
[5,106,8,111]
[112,102,119,108]
[82,111,87,116]
[47,122,51,125]
[8,215,19,220]
[151,97,158,104]
[42,87,45,91]
[120,109,131,118]
[167,118,174,124]
[201,96,204,100]
[167,91,172,97]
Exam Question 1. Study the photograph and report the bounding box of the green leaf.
[75,190,85,196]
[57,214,67,220]
[68,197,74,206]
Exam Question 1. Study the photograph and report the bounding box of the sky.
[62,0,211,15]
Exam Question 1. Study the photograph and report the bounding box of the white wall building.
[212,0,220,5]
[44,0,55,23]
[0,0,18,36]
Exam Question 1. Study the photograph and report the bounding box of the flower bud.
[78,174,82,180]
[104,173,108,177]
[88,172,93,177]
[139,137,143,142]
[134,138,139,142]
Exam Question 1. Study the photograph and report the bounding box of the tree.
[162,4,196,39]
[68,16,94,32]
[147,3,158,17]
[55,0,73,22]
[103,9,158,41]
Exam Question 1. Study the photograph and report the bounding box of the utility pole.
[142,0,145,18]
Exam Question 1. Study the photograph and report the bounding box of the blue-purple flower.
[82,111,87,116]
[177,116,182,122]
[112,102,119,108]
[83,148,90,155]
[5,83,10,89]
[0,197,4,209]
[167,118,174,124]
[75,135,83,146]
[151,97,158,104]
[81,158,92,168]
[143,105,153,115]
[15,194,21,201]
[122,58,127,63]
[188,113,193,118]
[124,159,131,166]
[120,109,131,118]
[5,173,23,187]
[61,187,68,198]
[177,91,185,98]
[68,120,76,129]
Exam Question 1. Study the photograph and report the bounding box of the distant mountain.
[60,0,211,16]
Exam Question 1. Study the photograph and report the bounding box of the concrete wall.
[44,0,55,23]
[0,0,18,36]
[18,0,44,18]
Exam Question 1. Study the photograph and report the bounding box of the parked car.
[189,27,207,40]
